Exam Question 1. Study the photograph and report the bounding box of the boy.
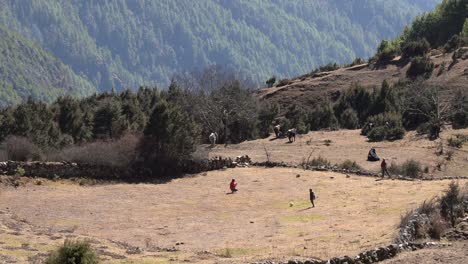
[230,179,238,193]
[309,189,316,208]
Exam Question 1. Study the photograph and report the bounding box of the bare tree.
[403,83,450,139]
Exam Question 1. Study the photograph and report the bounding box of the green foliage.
[0,0,437,94]
[285,104,309,134]
[339,160,363,171]
[301,156,330,168]
[138,100,200,177]
[46,239,98,264]
[407,56,434,78]
[339,108,359,129]
[0,26,96,108]
[369,80,401,116]
[376,40,400,61]
[258,103,279,137]
[363,112,405,141]
[334,83,372,122]
[15,166,25,177]
[401,38,431,58]
[266,76,276,88]
[388,159,422,178]
[308,99,338,131]
[450,89,468,129]
[448,135,466,148]
[440,182,465,227]
[400,0,468,49]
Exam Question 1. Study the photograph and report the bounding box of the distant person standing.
[381,159,391,177]
[309,189,316,208]
[230,179,238,193]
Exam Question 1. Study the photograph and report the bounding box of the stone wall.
[0,157,237,181]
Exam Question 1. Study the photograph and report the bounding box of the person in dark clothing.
[309,189,316,208]
[381,159,391,177]
[230,179,238,193]
[367,147,380,161]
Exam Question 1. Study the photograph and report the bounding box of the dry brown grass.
[1,168,464,263]
[200,129,468,177]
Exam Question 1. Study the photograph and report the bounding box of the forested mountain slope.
[0,0,439,92]
[0,26,96,108]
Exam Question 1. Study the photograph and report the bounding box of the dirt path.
[1,169,464,263]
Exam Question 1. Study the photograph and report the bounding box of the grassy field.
[199,129,468,177]
[1,168,464,263]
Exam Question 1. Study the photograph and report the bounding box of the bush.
[266,76,276,88]
[46,239,98,264]
[406,56,434,78]
[444,34,464,52]
[389,159,422,178]
[339,108,359,129]
[376,40,400,62]
[363,112,405,141]
[440,182,465,227]
[49,133,140,168]
[0,136,43,161]
[301,156,330,167]
[447,137,464,148]
[401,39,431,58]
[339,160,362,170]
[402,159,422,178]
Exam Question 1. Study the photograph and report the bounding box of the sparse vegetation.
[406,56,434,78]
[397,182,468,242]
[46,239,98,264]
[440,182,466,227]
[388,159,422,178]
[338,160,363,171]
[266,76,276,88]
[448,135,466,148]
[301,156,331,168]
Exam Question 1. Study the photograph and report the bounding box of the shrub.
[15,167,25,177]
[277,79,291,87]
[402,159,422,178]
[266,76,276,88]
[49,133,140,168]
[376,40,400,62]
[440,182,465,227]
[46,239,98,264]
[389,159,422,178]
[443,34,463,52]
[339,108,359,129]
[428,212,448,239]
[367,126,387,141]
[401,39,431,58]
[301,156,330,167]
[416,122,431,135]
[406,56,434,78]
[339,160,362,171]
[0,136,43,161]
[447,136,465,148]
[363,112,405,141]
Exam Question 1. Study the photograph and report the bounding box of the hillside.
[0,0,439,92]
[257,48,468,110]
[0,26,96,108]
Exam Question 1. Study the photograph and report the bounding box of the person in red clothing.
[381,159,391,177]
[230,179,238,193]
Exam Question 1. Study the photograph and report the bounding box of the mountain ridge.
[0,0,440,93]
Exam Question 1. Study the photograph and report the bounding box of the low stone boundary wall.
[251,161,468,181]
[0,157,237,181]
[255,242,450,264]
[0,161,126,180]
